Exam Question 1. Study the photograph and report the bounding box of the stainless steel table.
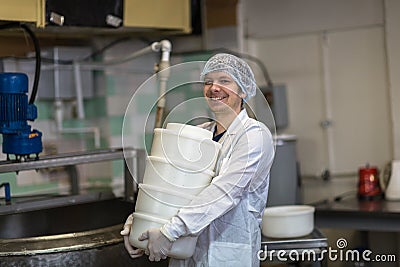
[315,197,400,232]
[260,228,328,266]
[0,148,139,200]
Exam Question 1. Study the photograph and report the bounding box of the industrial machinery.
[0,37,171,266]
[0,23,43,161]
[0,22,170,266]
[0,73,42,161]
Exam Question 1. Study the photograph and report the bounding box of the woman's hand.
[120,214,144,259]
[139,228,173,262]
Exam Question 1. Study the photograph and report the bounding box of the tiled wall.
[0,40,157,198]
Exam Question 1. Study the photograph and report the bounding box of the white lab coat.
[163,109,275,267]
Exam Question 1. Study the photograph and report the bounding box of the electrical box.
[0,0,191,33]
[2,46,94,100]
[46,0,123,28]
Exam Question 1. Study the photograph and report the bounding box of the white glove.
[139,228,173,262]
[120,214,144,259]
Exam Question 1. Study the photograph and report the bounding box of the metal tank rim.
[0,224,123,256]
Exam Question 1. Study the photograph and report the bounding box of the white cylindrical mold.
[129,212,198,259]
[151,128,221,172]
[142,156,213,195]
[166,123,213,140]
[130,123,218,260]
[135,184,194,219]
[262,205,315,238]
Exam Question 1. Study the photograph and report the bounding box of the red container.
[358,165,383,200]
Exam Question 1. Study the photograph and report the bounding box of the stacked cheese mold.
[129,123,221,259]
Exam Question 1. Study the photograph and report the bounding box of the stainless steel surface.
[0,191,115,215]
[0,242,168,267]
[261,228,327,250]
[315,196,400,231]
[65,165,79,195]
[0,147,138,199]
[0,198,132,239]
[0,225,123,256]
[0,197,167,267]
[0,148,150,266]
[304,175,400,231]
[0,148,135,173]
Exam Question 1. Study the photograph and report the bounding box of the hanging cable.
[0,37,145,65]
[0,22,41,104]
[19,24,41,104]
[80,36,132,62]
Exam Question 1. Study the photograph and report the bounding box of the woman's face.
[203,71,245,115]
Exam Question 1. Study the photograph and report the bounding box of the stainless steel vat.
[0,196,168,267]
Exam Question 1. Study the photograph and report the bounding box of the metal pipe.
[321,33,336,175]
[50,40,171,147]
[0,183,11,204]
[73,62,85,119]
[53,47,61,100]
[59,127,101,148]
[65,165,79,195]
[53,100,100,148]
[0,148,136,173]
[154,40,172,128]
[77,44,155,67]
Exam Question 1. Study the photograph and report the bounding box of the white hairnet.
[201,53,257,101]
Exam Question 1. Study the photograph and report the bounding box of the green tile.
[93,70,105,80]
[182,53,213,62]
[60,119,104,146]
[35,101,54,120]
[0,173,59,196]
[88,176,112,184]
[15,182,59,194]
[0,173,17,192]
[106,76,116,96]
[136,94,158,114]
[84,97,107,118]
[144,132,153,153]
[122,119,134,135]
[62,119,87,128]
[109,115,124,136]
[60,120,86,140]
[85,137,108,150]
[178,83,203,99]
[112,160,123,178]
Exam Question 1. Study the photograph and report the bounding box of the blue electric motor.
[0,73,42,160]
